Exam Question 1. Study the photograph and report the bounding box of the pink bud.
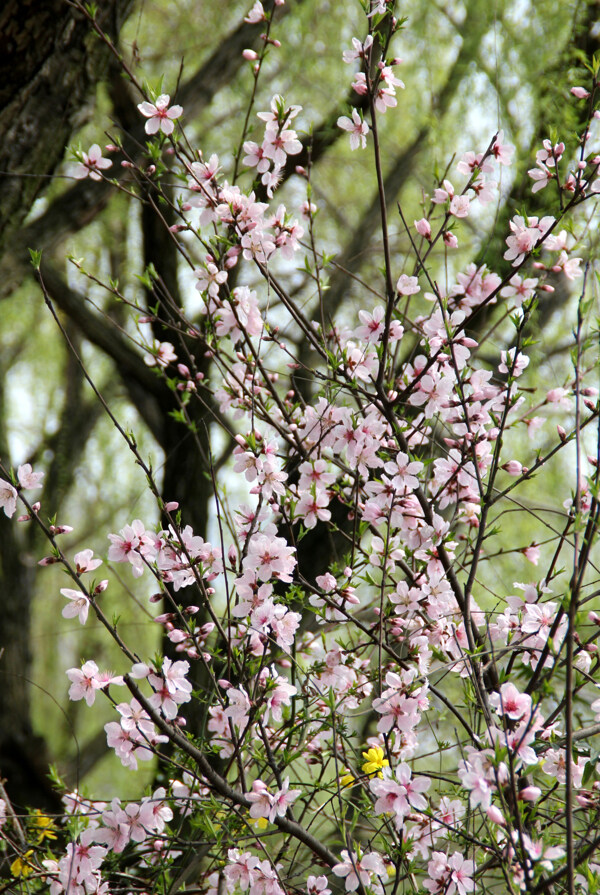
[443,230,458,248]
[94,579,109,594]
[557,425,567,442]
[38,556,58,566]
[571,86,591,99]
[414,218,432,240]
[243,49,259,60]
[519,786,542,802]
[149,593,163,603]
[17,514,31,522]
[523,544,540,565]
[503,460,522,476]
[486,805,505,825]
[223,248,239,271]
[164,501,179,512]
[131,662,150,679]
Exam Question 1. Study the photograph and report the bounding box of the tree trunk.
[0,0,133,252]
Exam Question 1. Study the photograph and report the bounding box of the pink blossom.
[244,532,296,582]
[224,849,261,890]
[396,274,420,295]
[342,35,373,64]
[332,850,385,893]
[528,163,553,193]
[137,94,183,135]
[246,779,272,819]
[432,179,454,203]
[270,777,301,820]
[295,489,331,529]
[571,86,591,99]
[307,876,331,895]
[17,463,44,489]
[195,262,228,297]
[489,682,532,720]
[543,748,587,787]
[457,150,493,176]
[244,1,266,23]
[499,348,529,376]
[61,588,91,624]
[337,110,369,150]
[107,519,148,576]
[74,549,102,574]
[554,251,582,280]
[492,130,515,166]
[0,479,17,518]
[449,195,470,218]
[245,777,301,823]
[355,305,385,342]
[144,340,177,368]
[504,214,554,265]
[72,144,112,181]
[67,660,123,706]
[500,273,538,307]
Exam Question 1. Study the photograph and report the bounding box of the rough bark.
[0,0,133,253]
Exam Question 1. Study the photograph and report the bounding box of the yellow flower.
[340,770,356,788]
[361,746,389,778]
[11,850,35,879]
[31,809,57,843]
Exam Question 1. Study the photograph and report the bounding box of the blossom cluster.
[3,3,600,894]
